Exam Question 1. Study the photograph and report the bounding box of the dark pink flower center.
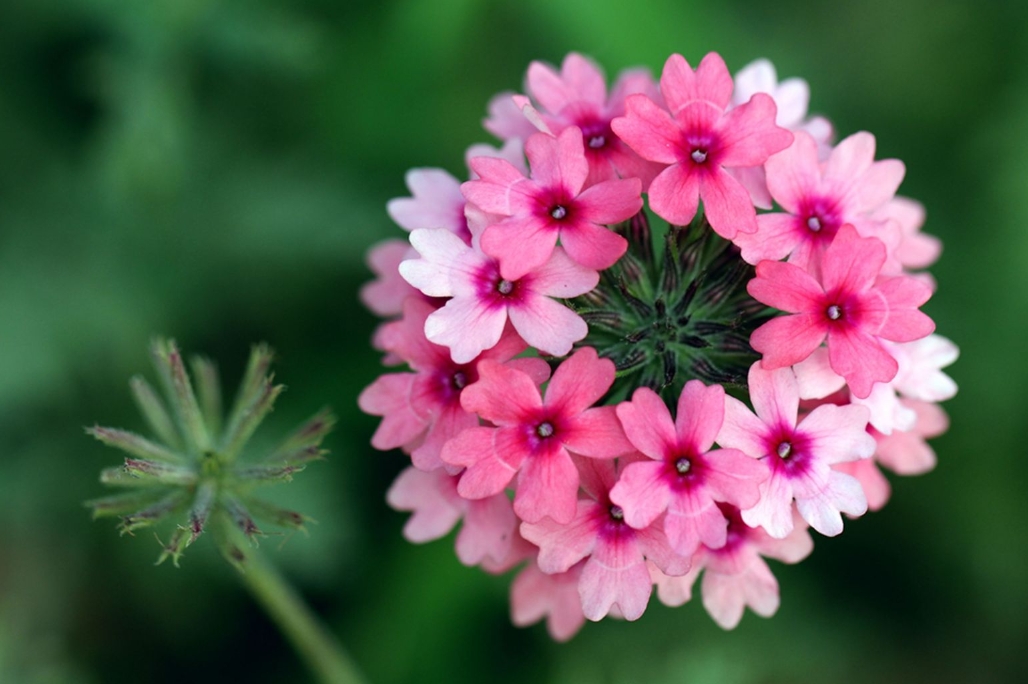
[767,429,812,478]
[434,364,477,404]
[691,148,708,164]
[667,451,705,491]
[497,279,515,295]
[578,115,614,152]
[675,457,692,474]
[797,196,842,242]
[609,504,625,521]
[536,421,555,438]
[826,305,843,321]
[550,205,568,220]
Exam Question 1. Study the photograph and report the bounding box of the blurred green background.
[1,0,1025,682]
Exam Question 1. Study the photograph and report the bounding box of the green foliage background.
[1,0,1025,682]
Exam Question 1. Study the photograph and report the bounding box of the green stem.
[238,551,366,684]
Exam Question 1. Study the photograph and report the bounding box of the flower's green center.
[570,208,771,401]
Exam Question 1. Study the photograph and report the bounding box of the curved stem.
[237,550,366,684]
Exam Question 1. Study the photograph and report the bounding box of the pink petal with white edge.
[648,164,701,227]
[611,94,681,165]
[508,294,588,358]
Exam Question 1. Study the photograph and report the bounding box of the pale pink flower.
[718,363,875,538]
[748,224,935,399]
[442,348,633,524]
[729,58,834,208]
[834,458,892,512]
[484,90,543,142]
[511,561,586,642]
[874,399,948,476]
[399,228,597,362]
[793,335,957,435]
[611,52,793,237]
[504,52,664,186]
[610,382,768,557]
[873,196,942,274]
[386,466,518,566]
[521,457,690,621]
[358,298,550,470]
[463,127,642,280]
[359,239,422,318]
[651,504,813,629]
[388,168,471,243]
[732,131,905,275]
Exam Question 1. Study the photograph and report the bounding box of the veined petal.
[545,347,615,415]
[515,448,580,524]
[425,296,507,364]
[717,93,793,168]
[764,131,821,212]
[460,359,543,424]
[563,406,634,459]
[826,327,898,399]
[700,167,759,238]
[675,380,726,452]
[750,314,826,369]
[748,259,824,313]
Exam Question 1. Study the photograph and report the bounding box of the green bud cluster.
[571,209,772,403]
[86,339,335,567]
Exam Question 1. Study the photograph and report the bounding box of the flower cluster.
[360,52,956,639]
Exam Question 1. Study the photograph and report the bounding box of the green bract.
[87,339,335,567]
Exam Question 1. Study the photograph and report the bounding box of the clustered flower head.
[360,51,956,639]
[88,339,335,568]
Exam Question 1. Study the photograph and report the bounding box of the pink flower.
[398,228,598,362]
[651,504,813,629]
[717,363,875,538]
[610,382,768,557]
[359,239,421,318]
[611,52,793,237]
[388,168,472,243]
[386,466,518,567]
[521,457,690,621]
[358,298,550,470]
[442,348,633,524]
[748,224,936,399]
[463,127,642,280]
[510,561,586,642]
[733,131,905,275]
[874,196,942,274]
[504,52,664,186]
[729,58,834,209]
